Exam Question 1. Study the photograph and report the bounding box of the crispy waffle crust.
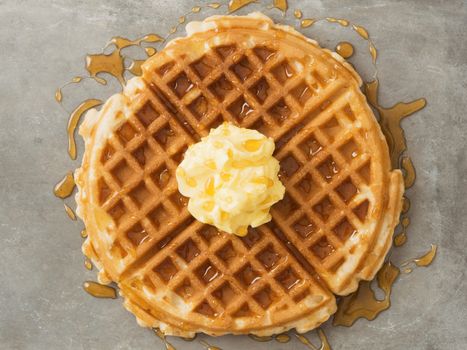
[75,13,404,337]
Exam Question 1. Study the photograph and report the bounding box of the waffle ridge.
[75,13,403,337]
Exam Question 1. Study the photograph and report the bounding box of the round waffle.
[75,13,404,337]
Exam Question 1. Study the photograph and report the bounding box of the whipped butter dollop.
[176,123,285,236]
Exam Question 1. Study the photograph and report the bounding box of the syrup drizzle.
[154,328,176,350]
[86,34,163,85]
[228,0,256,13]
[394,217,410,247]
[364,79,426,169]
[333,262,400,327]
[335,42,354,59]
[273,0,288,12]
[64,203,77,221]
[295,329,331,350]
[401,244,437,274]
[67,99,102,160]
[83,281,117,299]
[53,171,75,199]
[200,339,222,350]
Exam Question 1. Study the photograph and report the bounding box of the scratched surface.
[0,0,466,349]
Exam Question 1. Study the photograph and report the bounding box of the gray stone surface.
[0,0,466,349]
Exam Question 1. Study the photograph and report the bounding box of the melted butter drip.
[401,156,416,188]
[365,79,426,169]
[335,41,354,59]
[273,0,288,12]
[83,281,117,299]
[402,244,437,270]
[333,262,400,327]
[294,329,331,350]
[64,203,77,221]
[228,0,256,12]
[84,258,93,270]
[200,339,222,350]
[67,99,102,160]
[154,329,176,350]
[53,171,75,199]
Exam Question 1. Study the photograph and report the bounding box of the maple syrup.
[294,9,303,19]
[295,329,331,350]
[83,281,117,299]
[80,229,88,238]
[53,171,75,199]
[326,17,349,27]
[335,42,354,59]
[154,328,177,350]
[365,79,426,169]
[84,258,93,270]
[64,203,77,221]
[401,244,437,272]
[333,262,400,326]
[401,156,416,188]
[394,216,410,247]
[352,24,369,40]
[67,99,102,160]
[200,339,222,350]
[273,0,288,12]
[275,333,291,343]
[229,0,255,13]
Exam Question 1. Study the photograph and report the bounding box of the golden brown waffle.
[75,13,404,337]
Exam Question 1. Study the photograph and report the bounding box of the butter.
[176,123,285,236]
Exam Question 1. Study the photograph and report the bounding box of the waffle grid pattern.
[79,20,402,334]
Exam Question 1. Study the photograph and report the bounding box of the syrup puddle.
[335,42,354,59]
[295,329,331,350]
[83,281,117,299]
[249,333,291,343]
[333,262,399,327]
[53,171,75,199]
[401,244,437,274]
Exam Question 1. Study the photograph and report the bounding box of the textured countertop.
[1,0,466,349]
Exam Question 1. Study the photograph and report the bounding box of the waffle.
[75,13,404,337]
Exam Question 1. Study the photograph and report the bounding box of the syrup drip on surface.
[301,19,316,28]
[53,171,75,199]
[64,203,77,221]
[394,216,410,247]
[154,329,176,350]
[365,79,426,169]
[401,156,416,188]
[335,42,354,59]
[275,333,291,343]
[352,24,369,39]
[55,89,62,102]
[84,258,93,270]
[228,0,256,13]
[83,281,117,299]
[86,34,163,85]
[128,60,145,76]
[208,3,222,9]
[369,42,377,64]
[249,335,273,342]
[192,6,201,13]
[333,262,400,326]
[67,99,102,160]
[326,17,349,26]
[295,329,331,350]
[294,9,302,19]
[273,0,288,12]
[401,244,437,272]
[80,229,88,238]
[200,339,222,350]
